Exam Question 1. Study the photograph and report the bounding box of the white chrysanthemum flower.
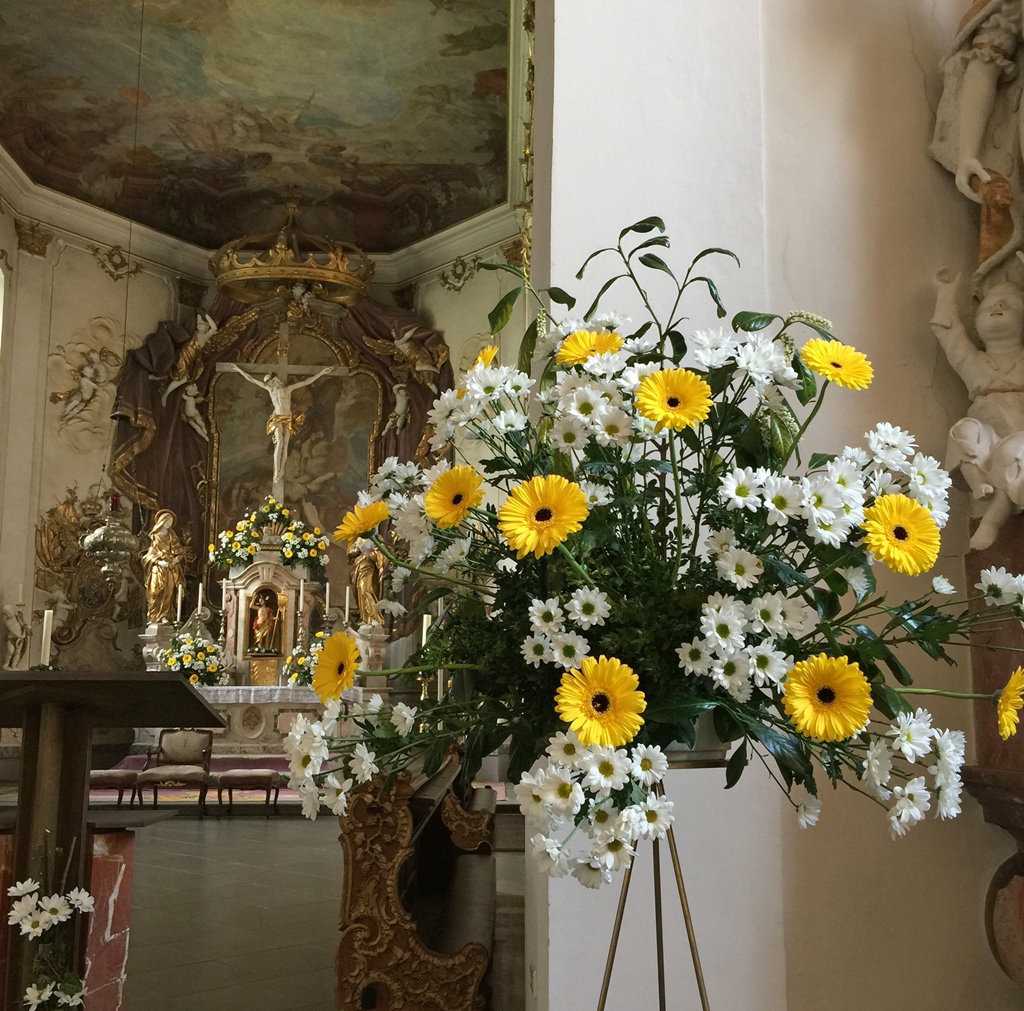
[633,796,674,840]
[934,776,963,819]
[390,702,418,737]
[592,310,631,330]
[590,831,635,871]
[746,641,789,687]
[622,331,658,355]
[704,527,736,556]
[37,894,72,924]
[888,709,935,763]
[746,592,787,636]
[594,407,634,445]
[616,361,662,393]
[23,983,55,1007]
[795,794,821,830]
[549,631,591,669]
[297,780,321,821]
[492,408,529,435]
[514,769,551,826]
[350,743,379,784]
[865,467,903,500]
[529,597,565,636]
[808,512,855,548]
[922,496,949,530]
[778,597,814,636]
[556,317,588,337]
[929,728,966,784]
[578,481,614,509]
[719,467,763,512]
[323,772,354,817]
[572,858,612,889]
[866,422,916,470]
[630,744,669,786]
[548,414,587,451]
[546,730,588,769]
[521,634,551,668]
[66,888,94,913]
[565,386,610,424]
[700,593,748,652]
[826,457,867,505]
[931,575,955,595]
[800,474,843,525]
[7,879,40,899]
[890,776,931,827]
[6,893,37,927]
[713,653,753,702]
[716,546,764,589]
[585,801,620,840]
[437,537,472,572]
[903,452,951,502]
[761,475,801,525]
[839,566,871,600]
[861,738,893,799]
[539,765,586,817]
[840,445,871,468]
[55,982,86,1007]
[690,326,738,367]
[581,746,631,797]
[977,566,1021,607]
[568,587,611,629]
[676,637,715,675]
[531,833,571,877]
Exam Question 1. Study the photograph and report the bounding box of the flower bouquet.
[284,629,327,687]
[287,218,1024,886]
[209,495,327,574]
[162,630,228,686]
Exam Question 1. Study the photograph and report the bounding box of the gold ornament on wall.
[14,218,54,257]
[438,254,482,293]
[87,244,142,282]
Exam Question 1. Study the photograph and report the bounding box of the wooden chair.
[136,729,214,814]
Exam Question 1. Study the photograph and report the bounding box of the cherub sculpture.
[2,605,29,669]
[162,312,218,405]
[365,326,448,393]
[932,268,1024,549]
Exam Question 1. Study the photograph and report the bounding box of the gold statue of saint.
[248,589,281,655]
[142,509,186,625]
[348,544,388,626]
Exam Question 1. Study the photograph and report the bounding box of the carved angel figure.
[932,268,1024,549]
[162,312,219,404]
[181,383,209,441]
[365,325,449,392]
[381,383,410,436]
[2,605,29,669]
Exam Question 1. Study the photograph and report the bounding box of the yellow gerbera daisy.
[189,673,199,684]
[782,654,872,742]
[998,667,1024,739]
[800,338,874,390]
[555,655,646,747]
[472,344,500,368]
[861,494,940,576]
[497,474,589,559]
[182,654,193,664]
[313,631,362,703]
[556,329,624,366]
[424,466,485,529]
[333,500,391,543]
[634,368,713,431]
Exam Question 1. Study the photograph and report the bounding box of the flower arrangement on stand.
[6,877,93,1008]
[285,217,1024,887]
[284,629,327,687]
[208,496,327,574]
[281,523,330,576]
[162,630,228,686]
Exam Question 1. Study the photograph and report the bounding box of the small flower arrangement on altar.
[286,218,1024,887]
[162,631,228,686]
[284,630,327,687]
[208,495,327,573]
[6,877,93,1008]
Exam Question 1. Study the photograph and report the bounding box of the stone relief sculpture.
[2,605,30,669]
[180,382,209,441]
[932,268,1024,550]
[142,509,186,625]
[162,312,218,405]
[931,2,1024,289]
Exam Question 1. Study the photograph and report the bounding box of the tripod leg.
[597,852,635,1011]
[663,818,711,1011]
[653,837,666,1011]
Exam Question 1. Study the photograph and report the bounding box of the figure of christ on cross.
[220,361,337,500]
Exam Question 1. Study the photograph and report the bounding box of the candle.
[40,609,53,666]
[176,585,183,624]
[197,582,203,615]
[344,586,351,624]
[324,582,331,616]
[222,579,228,607]
[298,578,305,614]
[17,584,23,605]
[421,613,432,648]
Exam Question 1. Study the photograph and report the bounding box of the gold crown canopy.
[209,202,374,305]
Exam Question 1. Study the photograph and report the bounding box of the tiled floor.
[125,816,343,1011]
[124,811,525,1010]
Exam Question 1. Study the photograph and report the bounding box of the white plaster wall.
[534,3,786,1009]
[763,2,1023,1008]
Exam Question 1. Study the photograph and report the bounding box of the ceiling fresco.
[0,0,509,252]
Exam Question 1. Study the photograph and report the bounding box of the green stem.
[780,381,829,469]
[896,687,996,701]
[556,541,597,588]
[668,432,686,575]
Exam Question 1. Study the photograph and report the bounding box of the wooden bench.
[335,764,498,1011]
[210,769,282,815]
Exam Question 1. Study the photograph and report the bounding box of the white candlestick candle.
[344,586,351,625]
[222,579,228,607]
[421,613,432,648]
[40,609,53,666]
[324,582,330,617]
[176,585,183,624]
[197,582,203,616]
[298,578,305,614]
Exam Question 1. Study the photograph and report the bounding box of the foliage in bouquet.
[284,630,327,686]
[288,219,1024,884]
[162,631,227,686]
[6,876,93,1008]
[208,495,324,572]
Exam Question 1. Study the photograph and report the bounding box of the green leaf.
[688,247,740,272]
[732,311,779,333]
[811,587,841,621]
[488,286,523,334]
[478,261,526,279]
[725,739,748,789]
[582,274,628,321]
[637,252,676,278]
[517,317,542,375]
[793,354,817,406]
[665,329,687,359]
[619,215,666,239]
[644,697,717,723]
[544,286,576,310]
[688,275,727,318]
[713,706,745,743]
[763,555,812,586]
[882,652,914,685]
[575,247,615,280]
[747,723,814,779]
[768,415,793,459]
[871,682,912,720]
[629,235,671,254]
[807,452,836,470]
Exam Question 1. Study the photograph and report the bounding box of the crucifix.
[215,325,342,501]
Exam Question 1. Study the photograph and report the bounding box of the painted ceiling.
[0,0,509,253]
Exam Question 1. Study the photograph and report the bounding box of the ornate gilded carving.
[438,255,481,293]
[501,239,527,271]
[362,326,450,392]
[337,776,488,1011]
[14,218,54,257]
[87,243,142,282]
[441,791,494,853]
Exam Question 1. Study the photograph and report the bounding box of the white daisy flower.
[630,744,669,786]
[700,594,748,653]
[761,475,801,525]
[549,631,591,669]
[860,738,893,799]
[890,776,931,826]
[977,566,1021,607]
[704,527,736,557]
[719,467,763,512]
[581,746,631,797]
[888,709,935,763]
[800,474,842,525]
[715,546,763,589]
[566,386,610,423]
[586,801,620,840]
[17,908,52,939]
[6,894,37,927]
[676,637,715,675]
[590,831,635,871]
[521,634,551,667]
[622,331,658,355]
[795,794,821,830]
[592,310,631,330]
[531,833,570,877]
[7,879,41,899]
[323,773,354,817]
[548,415,588,452]
[579,481,614,508]
[778,597,814,636]
[690,326,739,369]
[633,796,674,840]
[572,858,612,889]
[594,407,634,445]
[866,467,903,499]
[866,422,916,470]
[826,457,867,506]
[929,728,966,784]
[492,408,529,434]
[746,592,787,636]
[350,743,379,784]
[66,888,94,913]
[546,730,588,769]
[538,765,585,817]
[568,586,611,628]
[37,894,72,924]
[390,702,418,737]
[934,776,963,820]
[713,653,753,702]
[903,453,951,504]
[529,597,565,636]
[839,566,871,599]
[514,770,551,826]
[745,641,789,687]
[930,575,955,595]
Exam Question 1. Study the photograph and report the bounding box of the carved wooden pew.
[336,762,497,1011]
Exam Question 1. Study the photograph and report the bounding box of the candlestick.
[298,578,305,614]
[40,609,53,667]
[324,581,331,617]
[17,583,23,606]
[222,579,228,607]
[344,586,351,625]
[197,582,203,616]
[176,585,183,624]
[421,613,432,648]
